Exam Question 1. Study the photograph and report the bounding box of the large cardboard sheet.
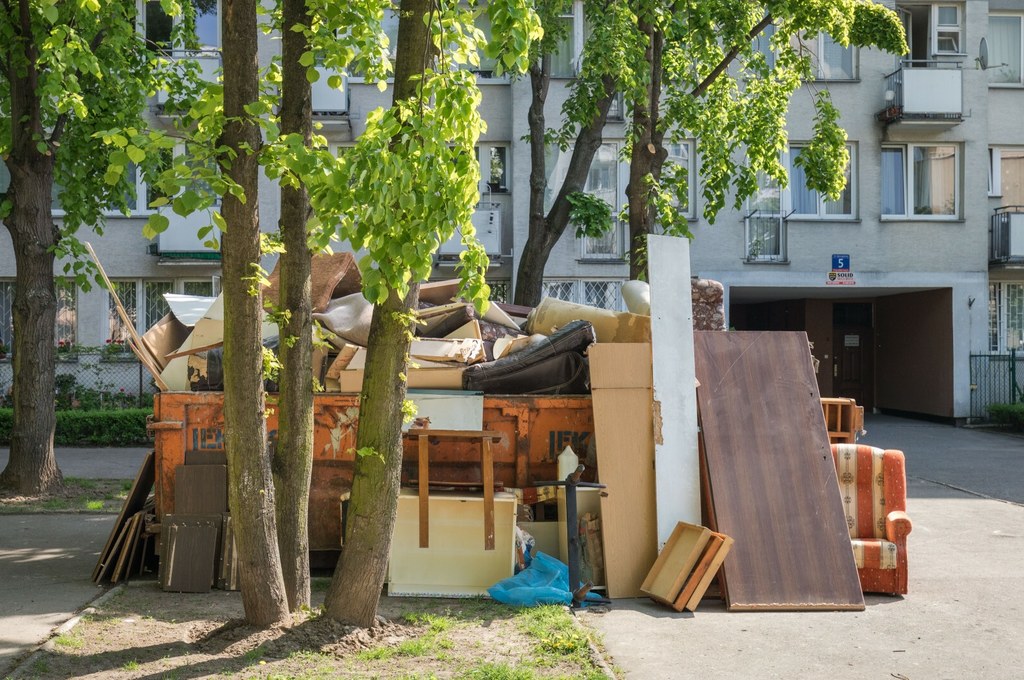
[694,331,864,611]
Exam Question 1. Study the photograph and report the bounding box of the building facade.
[3,0,1023,421]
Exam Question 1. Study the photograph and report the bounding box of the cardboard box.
[587,343,653,389]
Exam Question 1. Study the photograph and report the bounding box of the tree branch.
[690,14,772,98]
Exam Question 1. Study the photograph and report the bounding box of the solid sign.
[827,271,857,286]
[832,254,850,271]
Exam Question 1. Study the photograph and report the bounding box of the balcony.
[876,61,962,128]
[990,207,1024,266]
[312,66,348,116]
[435,203,503,265]
[149,210,222,262]
[744,213,788,264]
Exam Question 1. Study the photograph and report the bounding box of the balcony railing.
[877,60,962,125]
[744,213,788,263]
[990,207,1024,264]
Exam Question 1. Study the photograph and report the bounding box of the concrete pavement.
[584,416,1024,679]
[0,515,114,677]
[0,447,151,480]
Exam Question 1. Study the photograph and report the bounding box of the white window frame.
[989,146,1024,206]
[550,0,584,78]
[578,142,628,261]
[989,282,1024,352]
[881,143,960,220]
[931,4,963,55]
[788,143,857,219]
[664,140,697,220]
[815,32,857,80]
[988,14,1024,87]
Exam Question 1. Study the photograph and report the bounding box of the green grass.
[0,478,131,514]
[357,612,460,662]
[85,500,105,510]
[123,659,140,671]
[53,632,84,649]
[458,663,537,680]
[515,606,594,667]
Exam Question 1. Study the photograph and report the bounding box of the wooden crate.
[821,398,865,444]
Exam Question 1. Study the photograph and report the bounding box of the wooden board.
[93,451,155,582]
[694,331,864,611]
[160,514,221,593]
[648,234,701,538]
[590,344,658,598]
[175,464,227,514]
[640,522,710,606]
[679,532,734,612]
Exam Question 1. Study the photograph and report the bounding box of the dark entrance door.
[832,303,874,411]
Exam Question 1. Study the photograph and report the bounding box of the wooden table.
[404,429,503,550]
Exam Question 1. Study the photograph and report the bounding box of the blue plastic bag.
[487,552,573,606]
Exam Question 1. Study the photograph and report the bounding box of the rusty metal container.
[150,392,594,552]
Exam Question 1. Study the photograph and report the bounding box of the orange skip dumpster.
[149,392,595,553]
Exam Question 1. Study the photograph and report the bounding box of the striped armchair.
[830,444,912,595]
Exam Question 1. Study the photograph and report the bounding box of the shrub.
[987,403,1024,431]
[0,409,152,446]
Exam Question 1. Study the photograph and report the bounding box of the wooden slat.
[418,435,430,548]
[93,452,155,582]
[679,533,734,612]
[694,331,864,611]
[482,437,495,551]
[96,518,132,584]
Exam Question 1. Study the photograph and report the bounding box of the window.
[989,282,1024,352]
[815,33,856,80]
[664,141,696,219]
[478,145,508,193]
[108,280,182,341]
[989,148,1024,206]
[790,144,855,218]
[0,281,13,354]
[989,15,1023,85]
[745,171,786,262]
[0,280,76,354]
[550,2,582,77]
[753,23,777,70]
[580,144,624,259]
[881,144,959,218]
[146,0,219,51]
[933,5,962,54]
[541,279,626,311]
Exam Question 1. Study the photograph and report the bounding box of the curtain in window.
[789,151,818,215]
[109,281,138,343]
[55,280,77,346]
[582,144,621,257]
[989,16,1021,84]
[550,16,575,77]
[881,148,906,215]
[819,34,854,79]
[751,171,781,215]
[825,158,853,215]
[1001,149,1024,206]
[145,281,174,329]
[913,146,955,215]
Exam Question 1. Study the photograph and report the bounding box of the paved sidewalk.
[0,447,151,480]
[0,515,113,677]
[584,416,1024,679]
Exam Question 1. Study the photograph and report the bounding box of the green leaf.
[144,214,170,239]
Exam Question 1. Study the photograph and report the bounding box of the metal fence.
[969,351,1024,421]
[0,351,157,410]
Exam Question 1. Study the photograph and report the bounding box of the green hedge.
[0,409,152,446]
[987,403,1024,431]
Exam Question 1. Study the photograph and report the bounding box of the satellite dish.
[979,37,989,70]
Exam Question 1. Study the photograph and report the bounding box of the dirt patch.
[16,579,610,679]
[0,478,130,514]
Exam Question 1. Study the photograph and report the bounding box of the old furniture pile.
[95,236,909,610]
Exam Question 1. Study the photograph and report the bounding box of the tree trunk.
[514,69,617,307]
[0,160,62,495]
[626,19,666,281]
[220,0,290,627]
[323,286,419,626]
[323,0,430,628]
[272,0,315,613]
[0,2,63,495]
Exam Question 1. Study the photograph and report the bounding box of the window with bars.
[108,279,177,341]
[541,279,625,311]
[989,282,1024,352]
[487,280,511,303]
[0,279,77,353]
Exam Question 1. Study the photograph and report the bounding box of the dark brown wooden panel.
[175,464,227,514]
[160,514,221,593]
[694,331,864,611]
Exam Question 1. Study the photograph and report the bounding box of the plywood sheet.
[648,234,700,540]
[592,345,657,598]
[694,331,864,611]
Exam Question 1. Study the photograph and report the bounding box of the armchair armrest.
[885,510,912,542]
